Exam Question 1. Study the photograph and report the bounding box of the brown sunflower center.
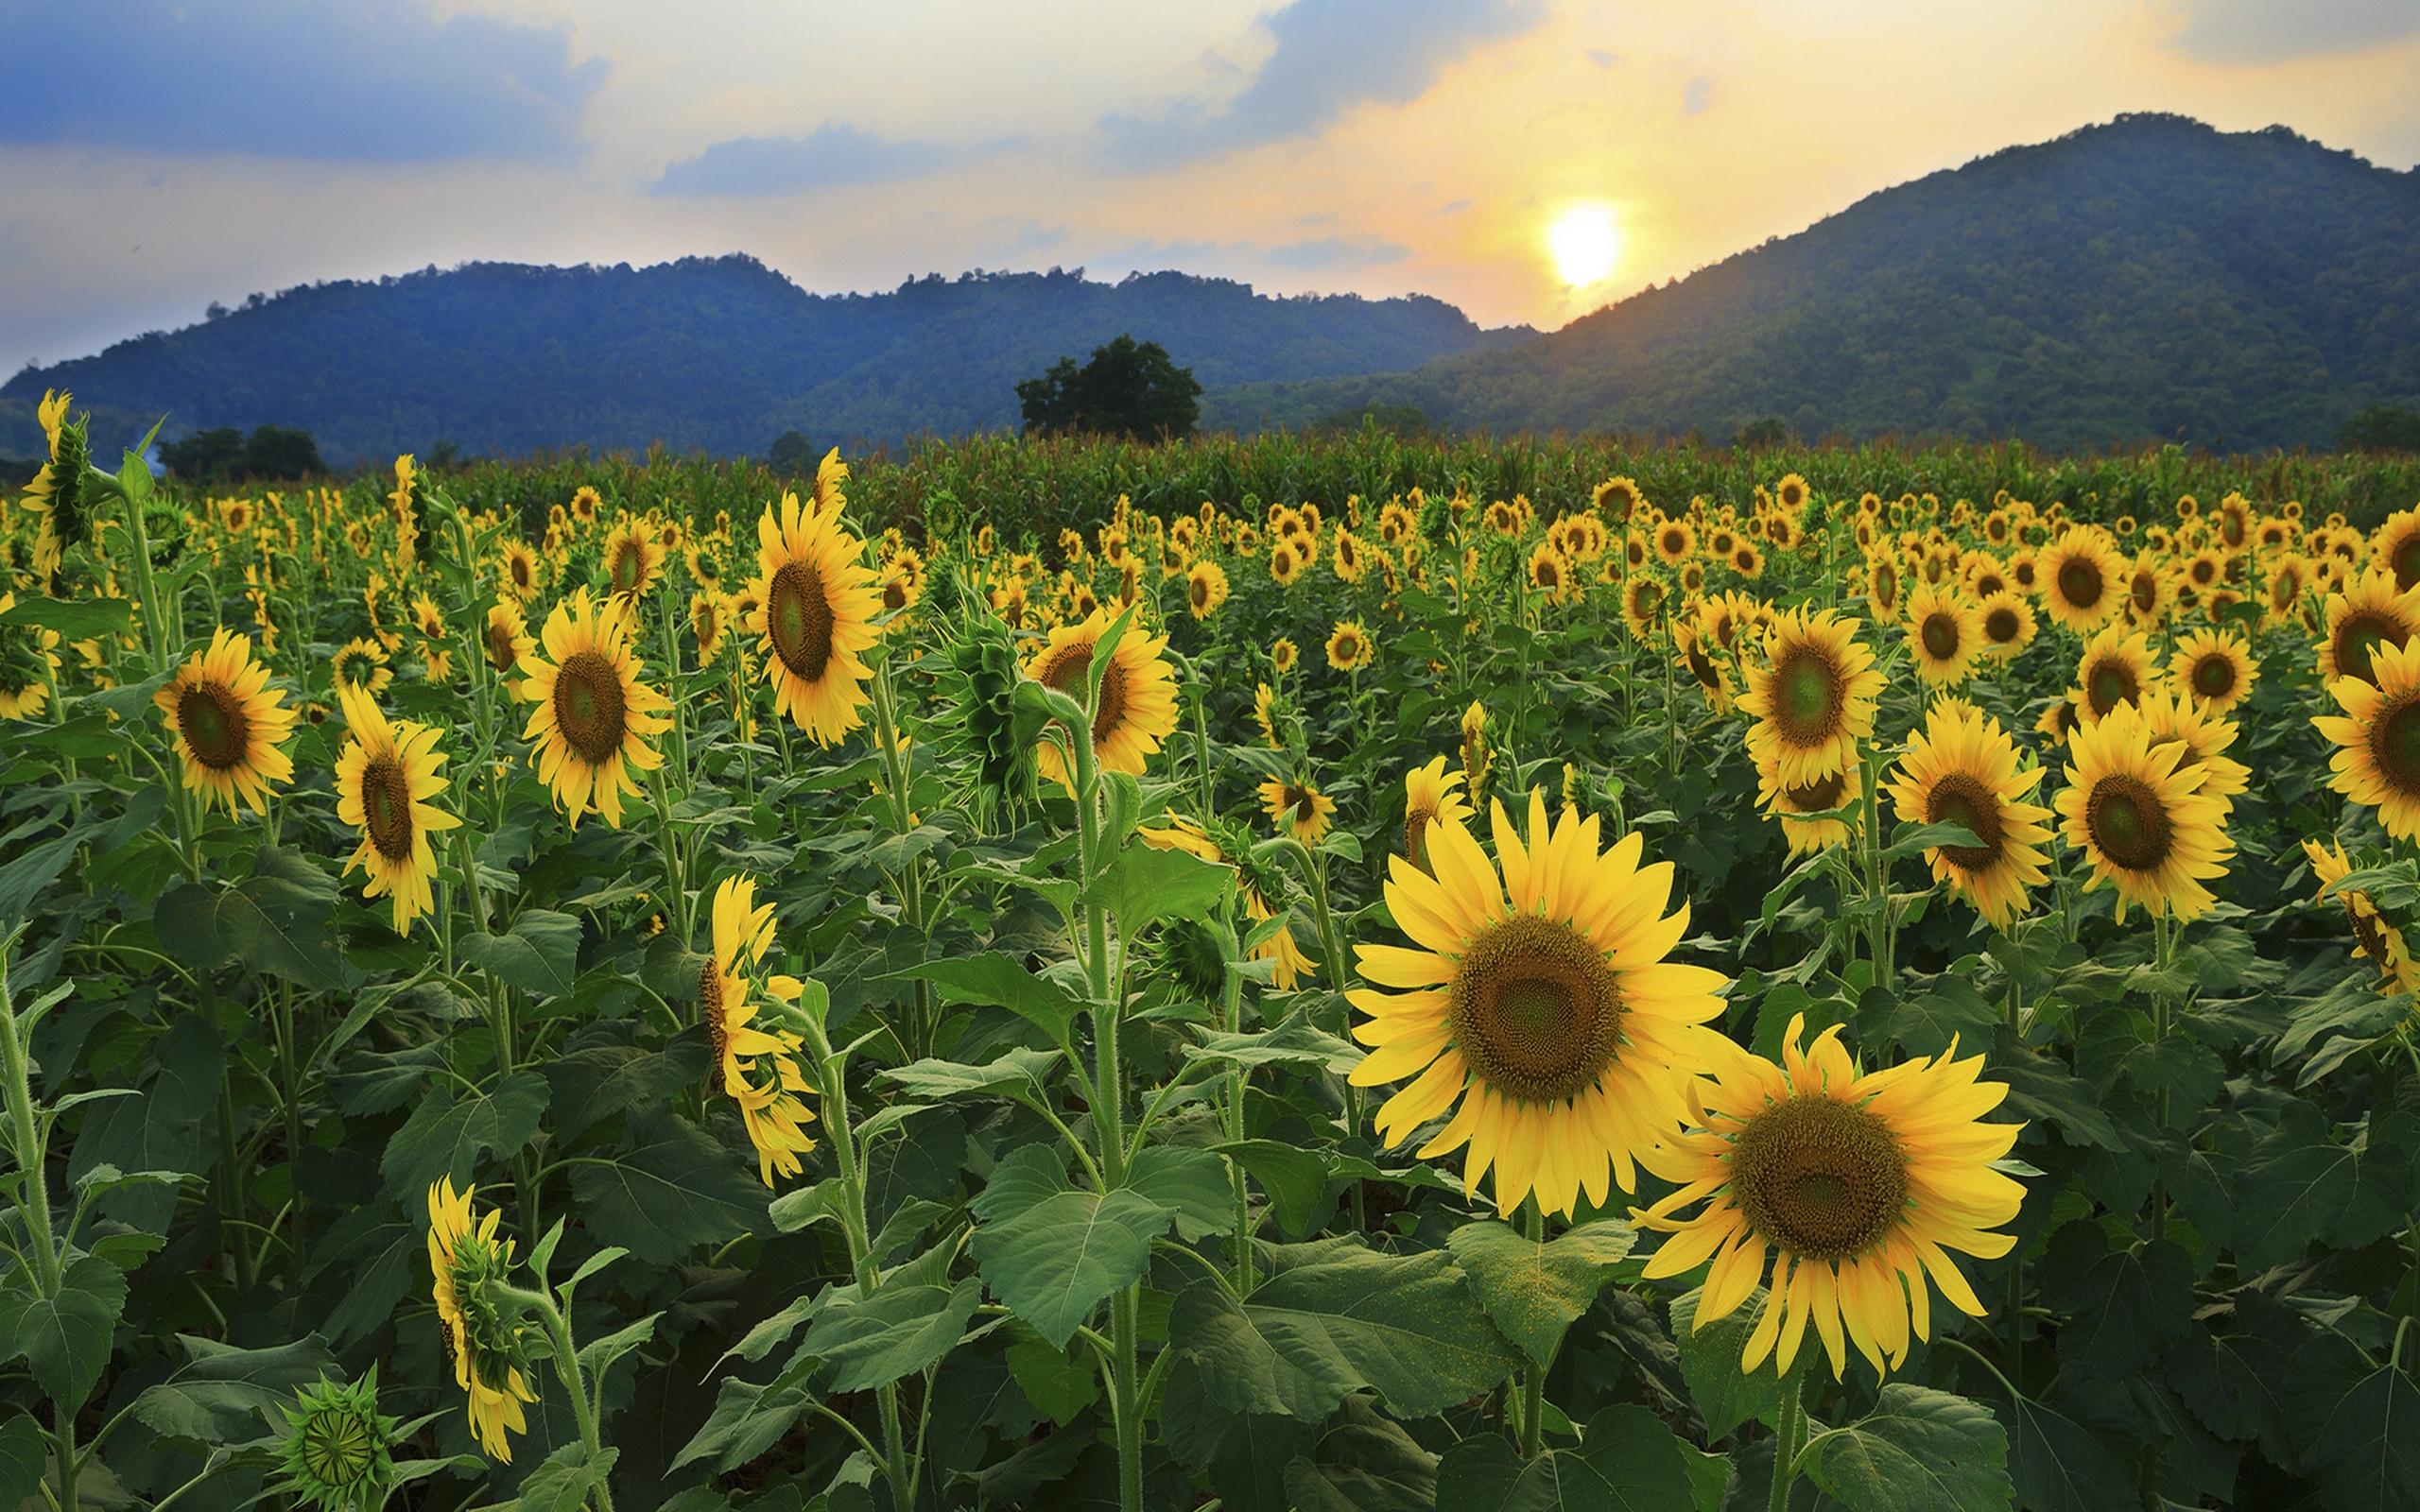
[1769,645,1845,746]
[768,560,836,680]
[1405,804,1438,869]
[2344,898,2398,984]
[2368,696,2420,798]
[1448,915,1624,1105]
[2084,773,2174,872]
[510,554,534,592]
[551,650,628,765]
[2056,557,2103,609]
[1983,607,2020,644]
[1919,613,1962,662]
[2190,653,2237,699]
[2131,571,2159,611]
[2334,611,2406,685]
[699,963,729,1061]
[2394,538,2420,592]
[1925,772,2005,872]
[178,681,251,770]
[2084,657,2138,717]
[360,754,415,862]
[1037,643,1130,745]
[484,617,519,672]
[1784,771,1846,811]
[1731,1093,1909,1262]
[611,541,645,593]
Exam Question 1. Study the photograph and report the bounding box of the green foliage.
[1017,333,1204,439]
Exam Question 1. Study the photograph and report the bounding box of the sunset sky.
[3,0,2416,376]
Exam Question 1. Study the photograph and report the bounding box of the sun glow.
[1546,201,1622,288]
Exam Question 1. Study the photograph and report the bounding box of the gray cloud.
[2150,0,2420,63]
[1099,0,1546,167]
[1683,76,1713,115]
[648,127,989,197]
[0,0,603,161]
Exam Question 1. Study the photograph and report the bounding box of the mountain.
[0,260,1531,462]
[1211,114,2420,452]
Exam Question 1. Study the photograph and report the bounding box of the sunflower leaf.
[969,1144,1175,1349]
[462,907,583,999]
[1433,1403,1695,1511]
[1806,1383,2012,1512]
[1446,1217,1634,1367]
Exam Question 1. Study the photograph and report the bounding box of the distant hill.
[0,260,1532,462]
[1211,114,2420,452]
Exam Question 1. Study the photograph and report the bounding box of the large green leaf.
[2001,1393,2132,1512]
[67,1012,222,1233]
[130,1333,339,1441]
[890,953,1085,1043]
[0,1411,44,1512]
[970,1145,1174,1349]
[379,1070,551,1197]
[804,1276,982,1392]
[2038,1224,2193,1378]
[1669,1286,1782,1441]
[1127,1143,1237,1243]
[880,1046,1063,1103]
[1218,1139,1332,1238]
[461,908,583,999]
[566,1114,771,1264]
[508,1444,620,1512]
[2232,1102,2411,1272]
[1806,1384,2012,1512]
[1089,837,1234,938]
[154,847,356,989]
[0,1254,127,1412]
[1434,1403,1696,1511]
[1445,1217,1634,1366]
[1171,1239,1519,1420]
[2290,1340,2420,1512]
[0,593,132,639]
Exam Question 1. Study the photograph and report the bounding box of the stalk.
[2,942,74,1510]
[1766,1372,1806,1512]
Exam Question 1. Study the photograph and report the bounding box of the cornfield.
[6,391,2420,1512]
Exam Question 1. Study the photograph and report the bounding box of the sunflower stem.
[2149,908,2175,1241]
[1518,1202,1547,1458]
[1767,1370,1806,1512]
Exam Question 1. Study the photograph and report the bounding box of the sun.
[1546,201,1622,287]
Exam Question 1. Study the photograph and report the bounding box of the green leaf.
[2292,1354,2420,1511]
[890,953,1084,1043]
[153,847,356,989]
[879,1046,1063,1102]
[2038,1224,2193,1378]
[1988,1034,2126,1151]
[67,1013,223,1233]
[1172,1239,1519,1420]
[379,1071,551,1198]
[804,1276,982,1392]
[1006,1336,1102,1427]
[1217,1139,1332,1238]
[130,1334,338,1441]
[1127,1144,1237,1243]
[0,1254,127,1412]
[567,1114,771,1265]
[2002,1394,2133,1512]
[1806,1384,2013,1512]
[461,908,583,998]
[1668,1286,1781,1440]
[2232,1102,2411,1272]
[1089,836,1235,938]
[0,593,132,639]
[509,1444,620,1512]
[1184,1015,1360,1075]
[0,1412,44,1512]
[970,1145,1175,1349]
[1445,1217,1634,1367]
[1433,1403,1695,1510]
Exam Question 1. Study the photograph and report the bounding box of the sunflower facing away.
[1346,791,1729,1219]
[1886,698,2052,930]
[1026,607,1180,791]
[2054,700,2234,921]
[334,682,461,936]
[746,490,884,745]
[2303,839,2420,999]
[1636,1017,2025,1380]
[2315,634,2420,843]
[701,874,820,1185]
[1259,776,1338,844]
[517,588,672,829]
[1401,755,1472,873]
[1738,608,1885,788]
[156,627,297,816]
[425,1179,536,1461]
[1904,583,1979,688]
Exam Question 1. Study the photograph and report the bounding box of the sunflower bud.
[276,1369,400,1511]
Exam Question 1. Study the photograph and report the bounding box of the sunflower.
[0,594,61,719]
[2136,687,2250,809]
[1269,541,1304,586]
[1252,681,1284,747]
[1622,576,1668,640]
[1885,699,2052,929]
[1863,554,1904,622]
[1975,591,2036,661]
[1655,518,1697,566]
[1904,583,1979,688]
[1326,619,1374,673]
[20,390,91,578]
[1738,608,1885,787]
[2073,624,2159,723]
[2037,527,2125,631]
[156,627,297,816]
[1026,607,1180,791]
[481,601,534,676]
[425,1179,537,1462]
[568,486,601,527]
[2055,701,2234,921]
[2319,569,2420,688]
[700,874,820,1185]
[497,541,543,601]
[334,682,461,936]
[1400,755,1471,874]
[1187,558,1231,620]
[1258,777,1337,844]
[691,590,731,663]
[2303,839,2420,998]
[410,593,445,641]
[2172,628,2256,715]
[1270,637,1299,677]
[2375,508,2420,592]
[598,517,665,602]
[2121,554,2172,627]
[1529,542,1573,601]
[1754,754,1859,859]
[1635,1017,2024,1381]
[1674,620,1736,713]
[1346,792,1728,1219]
[331,636,393,696]
[517,589,672,829]
[2316,635,2420,843]
[745,490,883,745]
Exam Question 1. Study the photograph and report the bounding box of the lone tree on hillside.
[1016,335,1201,439]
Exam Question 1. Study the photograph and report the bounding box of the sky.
[2,0,2417,377]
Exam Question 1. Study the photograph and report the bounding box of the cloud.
[1683,76,1713,115]
[1436,198,1473,215]
[0,0,603,161]
[2149,0,2420,64]
[1263,234,1410,269]
[649,126,983,197]
[1099,0,1546,166]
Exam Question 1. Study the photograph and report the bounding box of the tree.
[1016,335,1201,440]
[160,428,248,480]
[1733,416,1791,450]
[2340,404,2420,455]
[159,424,325,482]
[767,429,817,475]
[239,425,326,480]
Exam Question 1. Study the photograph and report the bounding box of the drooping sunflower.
[1346,792,1729,1219]
[1885,698,2053,929]
[517,589,671,829]
[425,1179,537,1462]
[1635,1017,2024,1381]
[691,589,731,663]
[480,601,534,676]
[1754,754,1859,859]
[2303,839,2420,998]
[2073,624,2160,724]
[1904,583,1979,688]
[700,874,820,1185]
[2315,634,2420,843]
[745,490,884,745]
[1975,591,2036,660]
[2319,569,2420,688]
[1258,776,1337,844]
[2037,527,2126,631]
[1400,755,1471,874]
[1326,619,1374,673]
[2055,700,2234,920]
[156,627,297,816]
[1141,816,1317,988]
[1737,608,1885,787]
[334,682,461,936]
[2173,627,2256,714]
[1026,607,1180,791]
[331,636,393,696]
[0,593,61,719]
[20,390,91,578]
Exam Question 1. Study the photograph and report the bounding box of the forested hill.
[0,261,1531,462]
[1211,114,2420,452]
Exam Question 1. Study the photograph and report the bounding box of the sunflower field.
[9,393,2420,1512]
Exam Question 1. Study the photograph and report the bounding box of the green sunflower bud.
[276,1368,400,1512]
